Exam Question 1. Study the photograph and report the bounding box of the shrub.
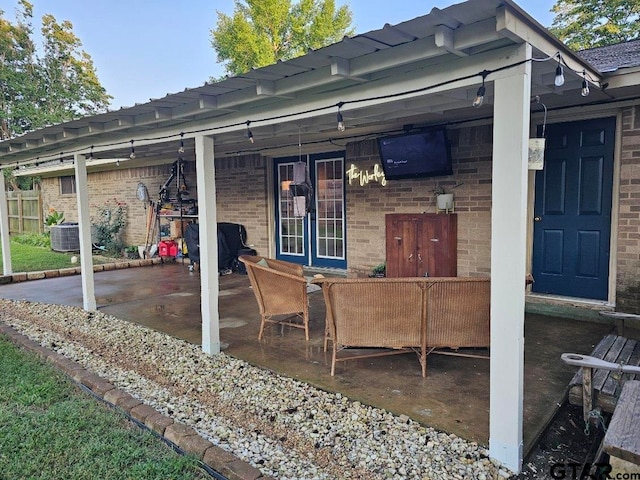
[12,233,51,248]
[92,199,128,256]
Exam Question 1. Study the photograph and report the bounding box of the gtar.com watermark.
[549,462,640,479]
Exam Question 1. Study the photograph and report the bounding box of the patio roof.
[0,0,610,171]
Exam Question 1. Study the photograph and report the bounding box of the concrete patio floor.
[0,261,614,456]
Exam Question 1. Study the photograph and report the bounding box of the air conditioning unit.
[50,223,80,252]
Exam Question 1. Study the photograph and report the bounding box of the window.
[60,176,76,195]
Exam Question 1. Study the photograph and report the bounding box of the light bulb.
[472,85,485,108]
[178,146,185,154]
[554,64,565,87]
[581,79,590,97]
[116,159,120,166]
[337,111,345,131]
[247,129,254,143]
[129,151,136,159]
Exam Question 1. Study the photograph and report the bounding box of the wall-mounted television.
[377,127,453,180]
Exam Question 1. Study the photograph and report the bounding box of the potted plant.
[124,245,138,259]
[433,183,462,211]
[370,263,386,278]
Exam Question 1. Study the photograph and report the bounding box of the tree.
[211,0,354,77]
[0,0,111,140]
[549,0,640,50]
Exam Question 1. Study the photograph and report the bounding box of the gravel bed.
[0,299,512,480]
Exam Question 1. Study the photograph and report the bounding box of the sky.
[0,0,557,109]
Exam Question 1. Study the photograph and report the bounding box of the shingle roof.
[579,38,640,72]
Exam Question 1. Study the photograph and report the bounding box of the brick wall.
[40,154,269,255]
[616,106,640,312]
[213,154,269,255]
[41,162,196,248]
[344,124,494,277]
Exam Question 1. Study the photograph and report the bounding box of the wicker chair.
[239,255,310,340]
[311,276,490,377]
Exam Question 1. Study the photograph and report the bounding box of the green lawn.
[0,236,116,273]
[0,336,208,479]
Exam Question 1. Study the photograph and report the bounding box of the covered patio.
[0,261,614,454]
[1,0,633,473]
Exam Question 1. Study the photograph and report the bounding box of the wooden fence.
[7,190,43,235]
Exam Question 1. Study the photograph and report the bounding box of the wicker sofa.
[310,276,491,377]
[239,255,310,340]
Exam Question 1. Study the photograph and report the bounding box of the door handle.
[534,216,542,222]
[418,253,422,263]
[408,253,413,262]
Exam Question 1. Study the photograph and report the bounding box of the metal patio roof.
[0,0,619,171]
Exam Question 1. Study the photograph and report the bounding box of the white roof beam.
[62,128,79,139]
[330,57,368,81]
[88,122,104,133]
[435,25,468,57]
[428,7,461,29]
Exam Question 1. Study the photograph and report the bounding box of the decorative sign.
[346,164,387,187]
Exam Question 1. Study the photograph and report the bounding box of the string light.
[178,132,185,154]
[246,121,254,143]
[7,51,605,169]
[581,70,590,97]
[116,159,120,167]
[554,55,565,87]
[472,70,489,108]
[129,139,136,159]
[336,102,345,132]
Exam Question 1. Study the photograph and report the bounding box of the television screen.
[377,128,453,180]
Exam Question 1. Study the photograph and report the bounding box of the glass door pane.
[312,156,345,268]
[277,162,305,257]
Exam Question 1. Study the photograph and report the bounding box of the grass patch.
[0,336,208,479]
[0,237,117,273]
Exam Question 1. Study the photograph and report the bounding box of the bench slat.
[568,335,640,415]
[569,334,617,386]
[602,339,638,397]
[603,380,640,465]
[593,336,628,392]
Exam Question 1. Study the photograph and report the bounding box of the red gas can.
[159,240,178,257]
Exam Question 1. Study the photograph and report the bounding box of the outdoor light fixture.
[129,140,136,159]
[472,71,489,108]
[554,63,565,87]
[178,133,185,154]
[336,102,345,131]
[246,121,254,143]
[581,71,590,97]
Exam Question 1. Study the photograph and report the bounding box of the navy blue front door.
[532,117,615,300]
[274,152,346,269]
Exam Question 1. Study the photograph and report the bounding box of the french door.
[275,152,346,269]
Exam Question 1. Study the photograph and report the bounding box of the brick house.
[1,0,639,472]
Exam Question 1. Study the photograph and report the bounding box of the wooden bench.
[565,335,640,422]
[598,311,640,337]
[602,380,640,474]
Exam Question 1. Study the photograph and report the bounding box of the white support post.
[489,43,531,474]
[195,135,220,355]
[0,170,12,275]
[74,154,97,311]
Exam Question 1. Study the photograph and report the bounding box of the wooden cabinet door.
[417,214,457,277]
[385,215,419,277]
[386,213,456,278]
